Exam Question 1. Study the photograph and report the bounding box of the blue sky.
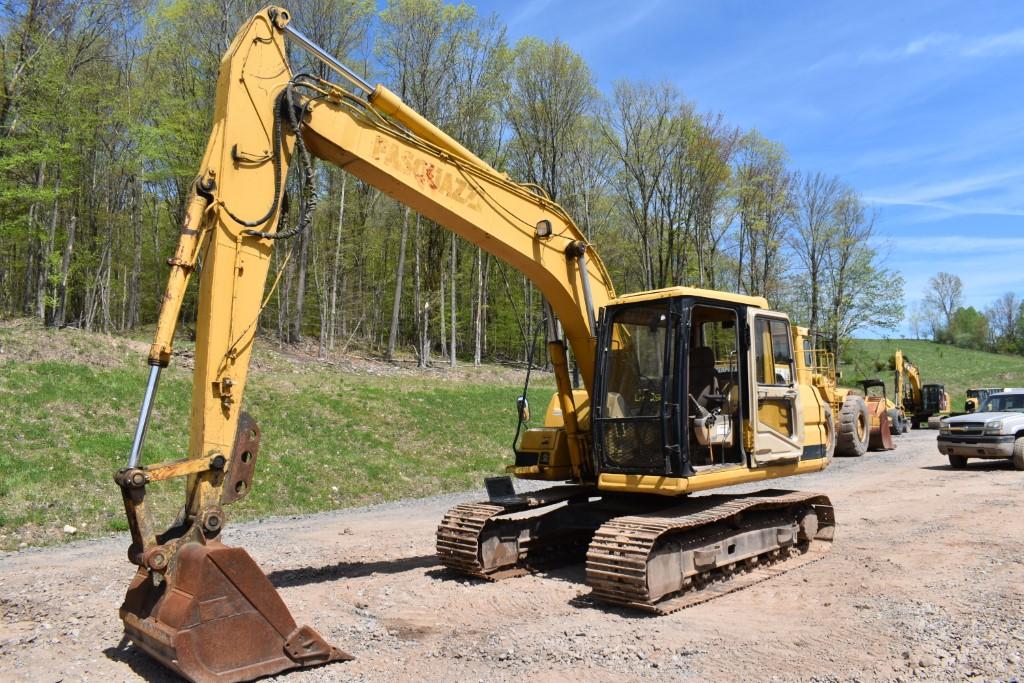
[471,0,1024,330]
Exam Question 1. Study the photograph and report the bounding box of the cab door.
[748,313,804,465]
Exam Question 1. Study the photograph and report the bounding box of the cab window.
[755,318,794,386]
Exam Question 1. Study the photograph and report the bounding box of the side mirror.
[516,396,530,423]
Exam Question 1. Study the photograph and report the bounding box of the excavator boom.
[116,8,614,682]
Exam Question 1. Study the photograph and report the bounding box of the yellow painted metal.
[148,193,210,366]
[141,11,293,517]
[597,457,829,496]
[368,85,499,176]
[542,389,591,429]
[614,285,768,309]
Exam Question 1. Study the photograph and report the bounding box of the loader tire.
[1013,437,1024,471]
[836,394,869,457]
[887,409,903,436]
[823,403,836,460]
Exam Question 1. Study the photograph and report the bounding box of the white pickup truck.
[938,390,1024,469]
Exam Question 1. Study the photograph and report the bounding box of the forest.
[0,0,903,366]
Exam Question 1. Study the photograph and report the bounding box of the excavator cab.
[593,294,807,478]
[922,383,948,414]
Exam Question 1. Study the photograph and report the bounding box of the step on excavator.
[116,8,836,682]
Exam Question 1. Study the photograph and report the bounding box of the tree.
[504,36,595,201]
[906,300,926,340]
[600,80,681,290]
[503,35,595,363]
[820,190,902,358]
[789,172,841,344]
[923,272,963,337]
[985,292,1021,353]
[733,132,793,305]
[377,0,477,364]
[950,306,989,350]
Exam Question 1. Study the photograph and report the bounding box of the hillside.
[0,320,552,551]
[843,338,1024,410]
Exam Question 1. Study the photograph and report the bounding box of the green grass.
[842,338,1024,411]
[0,322,552,550]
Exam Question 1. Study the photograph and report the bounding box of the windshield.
[984,394,1024,413]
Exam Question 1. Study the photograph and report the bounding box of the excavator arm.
[116,8,613,682]
[893,348,922,413]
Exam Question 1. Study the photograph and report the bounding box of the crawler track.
[436,502,524,580]
[586,490,835,614]
[436,485,600,581]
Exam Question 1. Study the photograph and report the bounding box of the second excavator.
[893,349,950,428]
[115,8,836,682]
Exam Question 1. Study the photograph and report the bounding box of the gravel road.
[1,429,1022,682]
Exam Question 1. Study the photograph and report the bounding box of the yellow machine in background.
[964,387,1001,414]
[893,349,950,428]
[791,328,895,456]
[116,9,836,682]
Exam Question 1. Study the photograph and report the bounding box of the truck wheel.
[836,395,869,457]
[1013,437,1024,471]
[948,454,968,469]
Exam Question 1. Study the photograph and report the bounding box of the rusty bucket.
[865,400,895,451]
[120,540,351,683]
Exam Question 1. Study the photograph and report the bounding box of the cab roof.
[612,286,770,310]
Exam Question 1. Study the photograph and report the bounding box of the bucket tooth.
[120,540,351,683]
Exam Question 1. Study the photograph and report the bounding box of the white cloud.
[863,169,1024,217]
[892,236,1024,254]
[811,27,1024,70]
[858,32,958,63]
[962,28,1024,57]
[508,0,555,28]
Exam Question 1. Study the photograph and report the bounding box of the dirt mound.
[0,319,147,368]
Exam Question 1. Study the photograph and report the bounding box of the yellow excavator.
[892,349,950,428]
[115,9,836,682]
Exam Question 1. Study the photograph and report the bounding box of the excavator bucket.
[120,540,351,683]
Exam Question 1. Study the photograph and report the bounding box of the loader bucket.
[119,540,351,683]
[867,407,894,451]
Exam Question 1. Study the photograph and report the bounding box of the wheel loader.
[791,328,893,455]
[114,9,836,682]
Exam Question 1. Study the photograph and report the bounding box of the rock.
[62,525,77,535]
[918,654,938,668]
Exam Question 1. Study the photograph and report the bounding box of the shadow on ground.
[268,554,439,588]
[921,461,1015,472]
[103,637,179,682]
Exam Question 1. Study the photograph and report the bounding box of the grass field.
[842,338,1024,411]
[0,320,552,550]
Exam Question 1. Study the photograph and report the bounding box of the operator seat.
[689,346,718,408]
